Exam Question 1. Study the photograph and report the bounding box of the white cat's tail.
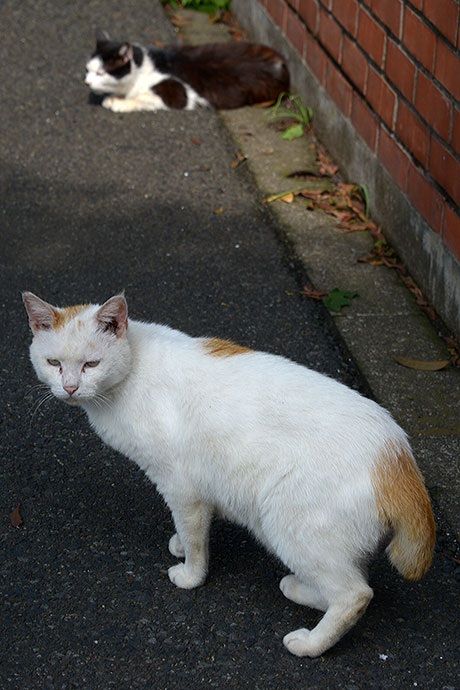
[372,442,435,581]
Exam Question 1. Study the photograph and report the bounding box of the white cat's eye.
[84,360,100,368]
[47,359,61,367]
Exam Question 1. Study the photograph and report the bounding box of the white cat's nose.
[64,385,79,396]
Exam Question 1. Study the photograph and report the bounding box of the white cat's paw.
[283,628,320,658]
[168,563,206,590]
[168,533,185,558]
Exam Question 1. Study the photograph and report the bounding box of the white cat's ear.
[96,294,128,338]
[23,292,56,332]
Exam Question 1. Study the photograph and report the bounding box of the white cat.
[23,292,435,658]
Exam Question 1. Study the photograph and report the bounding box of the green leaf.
[325,288,358,312]
[360,184,370,217]
[281,123,304,140]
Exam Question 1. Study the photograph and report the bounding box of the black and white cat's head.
[85,30,143,96]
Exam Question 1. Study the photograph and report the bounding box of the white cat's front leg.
[167,500,213,590]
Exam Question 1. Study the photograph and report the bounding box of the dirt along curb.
[164,6,460,542]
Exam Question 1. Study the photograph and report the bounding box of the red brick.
[371,0,403,38]
[298,0,319,35]
[351,92,379,150]
[443,204,460,262]
[306,36,329,84]
[319,9,343,61]
[435,39,460,101]
[403,7,436,71]
[341,35,368,93]
[385,39,416,101]
[396,101,431,167]
[366,67,397,129]
[407,162,444,232]
[357,7,386,67]
[415,70,452,141]
[378,126,411,191]
[452,109,460,156]
[424,0,459,46]
[325,61,353,115]
[266,0,287,30]
[333,0,359,36]
[286,7,308,58]
[430,137,460,204]
[408,0,423,8]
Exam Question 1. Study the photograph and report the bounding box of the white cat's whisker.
[93,393,113,411]
[24,383,48,397]
[27,391,55,432]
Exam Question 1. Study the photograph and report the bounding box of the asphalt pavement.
[1,1,458,688]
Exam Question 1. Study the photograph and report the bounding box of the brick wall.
[256,0,460,265]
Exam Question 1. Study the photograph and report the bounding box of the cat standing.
[23,292,435,657]
[85,30,290,112]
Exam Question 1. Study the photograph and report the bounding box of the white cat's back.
[88,320,406,504]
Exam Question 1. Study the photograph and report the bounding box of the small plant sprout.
[266,93,313,140]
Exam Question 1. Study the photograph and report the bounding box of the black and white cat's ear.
[118,43,133,63]
[95,28,110,44]
[22,292,56,332]
[96,294,128,338]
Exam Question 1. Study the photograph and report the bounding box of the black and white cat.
[85,30,290,112]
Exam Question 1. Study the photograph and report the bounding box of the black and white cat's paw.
[168,563,206,590]
[102,96,135,112]
[168,533,185,558]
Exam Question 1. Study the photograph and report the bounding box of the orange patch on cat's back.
[203,337,252,358]
[52,304,89,330]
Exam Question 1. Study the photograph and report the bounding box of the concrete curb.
[168,7,460,539]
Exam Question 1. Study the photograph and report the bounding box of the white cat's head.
[23,292,132,405]
[85,30,137,96]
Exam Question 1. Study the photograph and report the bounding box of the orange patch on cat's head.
[52,304,89,330]
[203,337,252,358]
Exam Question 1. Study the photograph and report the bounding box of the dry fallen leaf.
[230,150,247,168]
[392,355,450,371]
[10,505,23,528]
[299,287,329,300]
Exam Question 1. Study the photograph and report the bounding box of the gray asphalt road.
[1,1,458,688]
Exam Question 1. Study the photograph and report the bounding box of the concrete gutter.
[167,7,460,539]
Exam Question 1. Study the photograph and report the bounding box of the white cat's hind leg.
[283,582,373,658]
[280,574,328,611]
[168,533,185,558]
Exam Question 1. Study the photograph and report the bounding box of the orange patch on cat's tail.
[52,304,88,330]
[203,337,252,358]
[372,443,435,581]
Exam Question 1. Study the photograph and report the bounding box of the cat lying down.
[85,30,290,112]
[23,292,435,657]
